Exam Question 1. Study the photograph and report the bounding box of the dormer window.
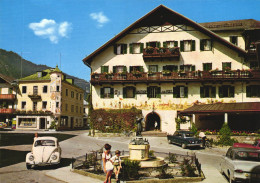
[114,44,127,55]
[230,36,238,46]
[37,72,42,78]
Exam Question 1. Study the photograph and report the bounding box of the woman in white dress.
[102,144,113,183]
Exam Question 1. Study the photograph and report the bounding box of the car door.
[225,150,235,178]
[221,148,231,176]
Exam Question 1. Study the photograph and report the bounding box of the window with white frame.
[114,44,127,55]
[200,39,212,51]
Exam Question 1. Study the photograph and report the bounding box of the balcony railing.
[0,94,16,100]
[91,70,260,84]
[0,108,15,114]
[143,47,180,59]
[28,93,41,100]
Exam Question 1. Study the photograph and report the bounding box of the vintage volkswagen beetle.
[167,130,202,149]
[26,136,61,169]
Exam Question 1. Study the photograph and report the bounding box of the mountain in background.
[0,49,90,94]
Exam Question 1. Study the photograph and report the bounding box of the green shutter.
[0,88,1,94]
[173,65,178,72]
[101,66,104,73]
[114,45,117,54]
[211,87,216,98]
[146,42,150,48]
[191,65,195,71]
[180,41,184,52]
[219,86,223,98]
[105,66,108,73]
[200,87,204,98]
[110,88,114,98]
[184,87,188,98]
[133,87,136,98]
[123,66,127,72]
[129,66,133,73]
[174,41,178,47]
[156,42,161,48]
[246,86,251,97]
[140,43,144,53]
[203,64,206,71]
[163,42,167,48]
[200,40,204,51]
[123,87,126,98]
[229,86,235,98]
[123,44,127,54]
[156,87,161,98]
[129,43,133,54]
[209,64,212,71]
[9,88,12,94]
[173,87,178,98]
[140,66,144,72]
[113,66,116,73]
[147,87,150,98]
[100,88,104,98]
[192,40,196,51]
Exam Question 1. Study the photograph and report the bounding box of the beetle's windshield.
[235,151,260,162]
[34,140,55,147]
[185,133,194,137]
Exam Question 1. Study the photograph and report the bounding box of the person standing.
[102,144,113,183]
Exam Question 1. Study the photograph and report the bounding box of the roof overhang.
[82,5,247,68]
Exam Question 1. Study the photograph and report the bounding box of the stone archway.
[145,112,161,131]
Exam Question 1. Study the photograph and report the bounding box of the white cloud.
[90,12,109,28]
[29,19,72,44]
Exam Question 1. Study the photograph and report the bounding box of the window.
[71,105,74,112]
[147,86,161,98]
[80,94,82,100]
[113,66,127,73]
[22,86,27,94]
[76,93,78,100]
[163,41,178,48]
[100,87,114,98]
[33,86,38,95]
[71,91,74,98]
[56,102,59,108]
[33,102,37,111]
[250,62,259,69]
[56,85,60,92]
[130,43,144,54]
[80,107,82,113]
[66,89,68,96]
[9,88,13,94]
[76,106,78,113]
[200,86,216,98]
[37,72,42,78]
[230,36,238,45]
[222,62,232,71]
[22,102,26,109]
[219,85,235,98]
[146,41,160,48]
[180,40,195,52]
[123,87,136,98]
[173,86,188,98]
[246,85,260,97]
[148,65,158,73]
[200,39,212,51]
[101,66,109,73]
[65,104,68,111]
[129,66,144,73]
[203,63,212,71]
[42,101,47,109]
[114,44,127,55]
[163,65,178,72]
[43,86,48,93]
[180,65,195,71]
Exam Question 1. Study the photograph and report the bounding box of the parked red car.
[233,139,260,150]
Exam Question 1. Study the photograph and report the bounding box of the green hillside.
[0,49,89,93]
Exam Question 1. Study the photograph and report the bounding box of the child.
[110,150,122,181]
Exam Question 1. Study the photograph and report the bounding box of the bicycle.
[204,138,213,148]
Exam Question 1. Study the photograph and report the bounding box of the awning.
[180,102,260,115]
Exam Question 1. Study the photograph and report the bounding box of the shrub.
[190,123,198,136]
[217,123,237,146]
[121,159,140,180]
[148,150,155,158]
[49,121,57,129]
[156,165,173,179]
[165,153,177,163]
[180,158,196,177]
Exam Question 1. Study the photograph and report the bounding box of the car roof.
[177,130,193,133]
[229,147,260,152]
[34,136,58,141]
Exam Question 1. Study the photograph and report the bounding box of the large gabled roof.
[83,5,247,67]
[0,73,15,84]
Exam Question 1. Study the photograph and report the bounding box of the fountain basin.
[129,144,150,161]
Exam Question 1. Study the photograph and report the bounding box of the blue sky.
[1,0,260,81]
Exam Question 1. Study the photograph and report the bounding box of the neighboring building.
[16,66,84,130]
[0,73,17,127]
[83,5,260,134]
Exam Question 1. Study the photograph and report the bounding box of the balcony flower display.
[145,47,154,54]
[162,70,171,75]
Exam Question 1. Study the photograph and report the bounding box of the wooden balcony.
[91,70,260,85]
[143,47,180,59]
[0,94,16,100]
[28,93,41,100]
[0,108,15,114]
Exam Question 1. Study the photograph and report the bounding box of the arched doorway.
[145,112,161,131]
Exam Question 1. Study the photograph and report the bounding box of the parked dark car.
[167,130,202,149]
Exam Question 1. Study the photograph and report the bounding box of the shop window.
[180,40,195,52]
[246,85,260,97]
[200,39,212,51]
[173,86,188,98]
[100,87,114,98]
[203,63,212,71]
[219,85,235,98]
[130,43,144,54]
[200,86,216,98]
[147,86,161,98]
[123,87,136,98]
[114,44,127,55]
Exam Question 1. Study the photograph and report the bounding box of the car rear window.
[235,151,260,161]
[35,140,55,147]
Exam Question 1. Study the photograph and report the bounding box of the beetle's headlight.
[51,154,57,160]
[29,155,34,161]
